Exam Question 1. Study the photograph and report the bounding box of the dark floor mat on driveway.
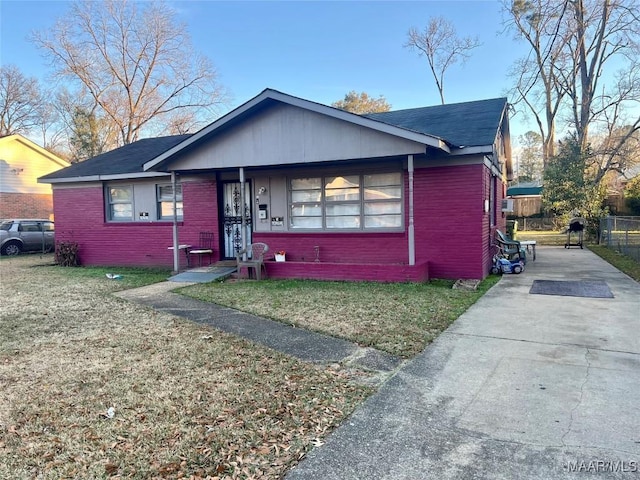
[529,280,614,298]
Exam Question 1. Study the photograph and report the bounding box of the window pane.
[291,204,322,217]
[43,222,54,231]
[325,188,360,201]
[365,215,402,228]
[290,217,322,229]
[364,201,402,215]
[364,173,402,187]
[325,176,360,201]
[291,178,321,190]
[158,184,182,201]
[160,202,183,219]
[326,216,360,229]
[110,187,131,202]
[291,190,322,202]
[112,204,132,220]
[326,203,360,216]
[326,175,359,189]
[364,186,401,200]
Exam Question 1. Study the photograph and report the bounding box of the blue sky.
[0,0,532,138]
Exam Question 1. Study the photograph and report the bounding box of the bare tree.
[33,0,227,146]
[332,91,391,114]
[504,0,640,169]
[504,0,571,164]
[0,65,44,136]
[405,17,481,104]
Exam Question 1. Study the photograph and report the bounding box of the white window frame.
[289,172,403,231]
[157,184,183,221]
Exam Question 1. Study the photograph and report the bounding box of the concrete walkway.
[114,282,403,381]
[287,247,640,479]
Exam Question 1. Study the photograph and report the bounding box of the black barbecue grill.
[564,217,585,249]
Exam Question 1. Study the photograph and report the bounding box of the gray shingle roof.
[41,95,507,182]
[365,97,507,148]
[40,135,191,180]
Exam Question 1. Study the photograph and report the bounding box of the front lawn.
[0,255,370,479]
[179,277,500,358]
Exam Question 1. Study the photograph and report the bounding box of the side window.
[43,222,54,232]
[19,222,42,232]
[107,186,134,221]
[157,184,183,220]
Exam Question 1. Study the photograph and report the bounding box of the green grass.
[34,257,172,289]
[515,230,569,245]
[179,277,500,358]
[588,245,640,282]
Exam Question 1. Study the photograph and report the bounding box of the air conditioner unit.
[501,199,514,212]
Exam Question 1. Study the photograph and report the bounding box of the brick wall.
[413,164,494,280]
[51,167,503,280]
[252,231,408,264]
[0,192,53,219]
[52,181,219,268]
[263,260,429,282]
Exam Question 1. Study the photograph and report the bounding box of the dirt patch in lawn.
[0,255,370,479]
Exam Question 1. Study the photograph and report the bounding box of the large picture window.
[289,172,402,230]
[157,184,183,220]
[107,186,133,221]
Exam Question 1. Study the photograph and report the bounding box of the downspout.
[408,155,415,266]
[239,167,247,260]
[171,171,180,273]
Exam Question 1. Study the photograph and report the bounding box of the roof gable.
[0,134,69,167]
[143,89,451,171]
[39,90,509,183]
[163,102,431,171]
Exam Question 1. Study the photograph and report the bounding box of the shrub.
[55,241,79,267]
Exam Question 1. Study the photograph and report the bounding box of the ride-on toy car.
[491,255,525,274]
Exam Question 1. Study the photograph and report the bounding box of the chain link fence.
[600,216,640,262]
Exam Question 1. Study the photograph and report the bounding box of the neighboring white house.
[0,134,70,219]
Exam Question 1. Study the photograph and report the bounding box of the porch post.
[408,155,415,266]
[239,167,247,260]
[171,171,180,272]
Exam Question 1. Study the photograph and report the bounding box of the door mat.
[529,280,614,298]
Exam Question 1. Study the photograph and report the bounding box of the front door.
[221,181,252,259]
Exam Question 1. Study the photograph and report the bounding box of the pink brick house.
[40,89,512,281]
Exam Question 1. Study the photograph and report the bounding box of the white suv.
[0,219,55,256]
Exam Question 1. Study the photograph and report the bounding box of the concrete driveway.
[287,247,640,479]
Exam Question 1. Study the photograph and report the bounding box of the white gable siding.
[0,137,68,194]
[169,103,426,170]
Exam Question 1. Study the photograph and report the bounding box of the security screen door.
[221,182,252,259]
